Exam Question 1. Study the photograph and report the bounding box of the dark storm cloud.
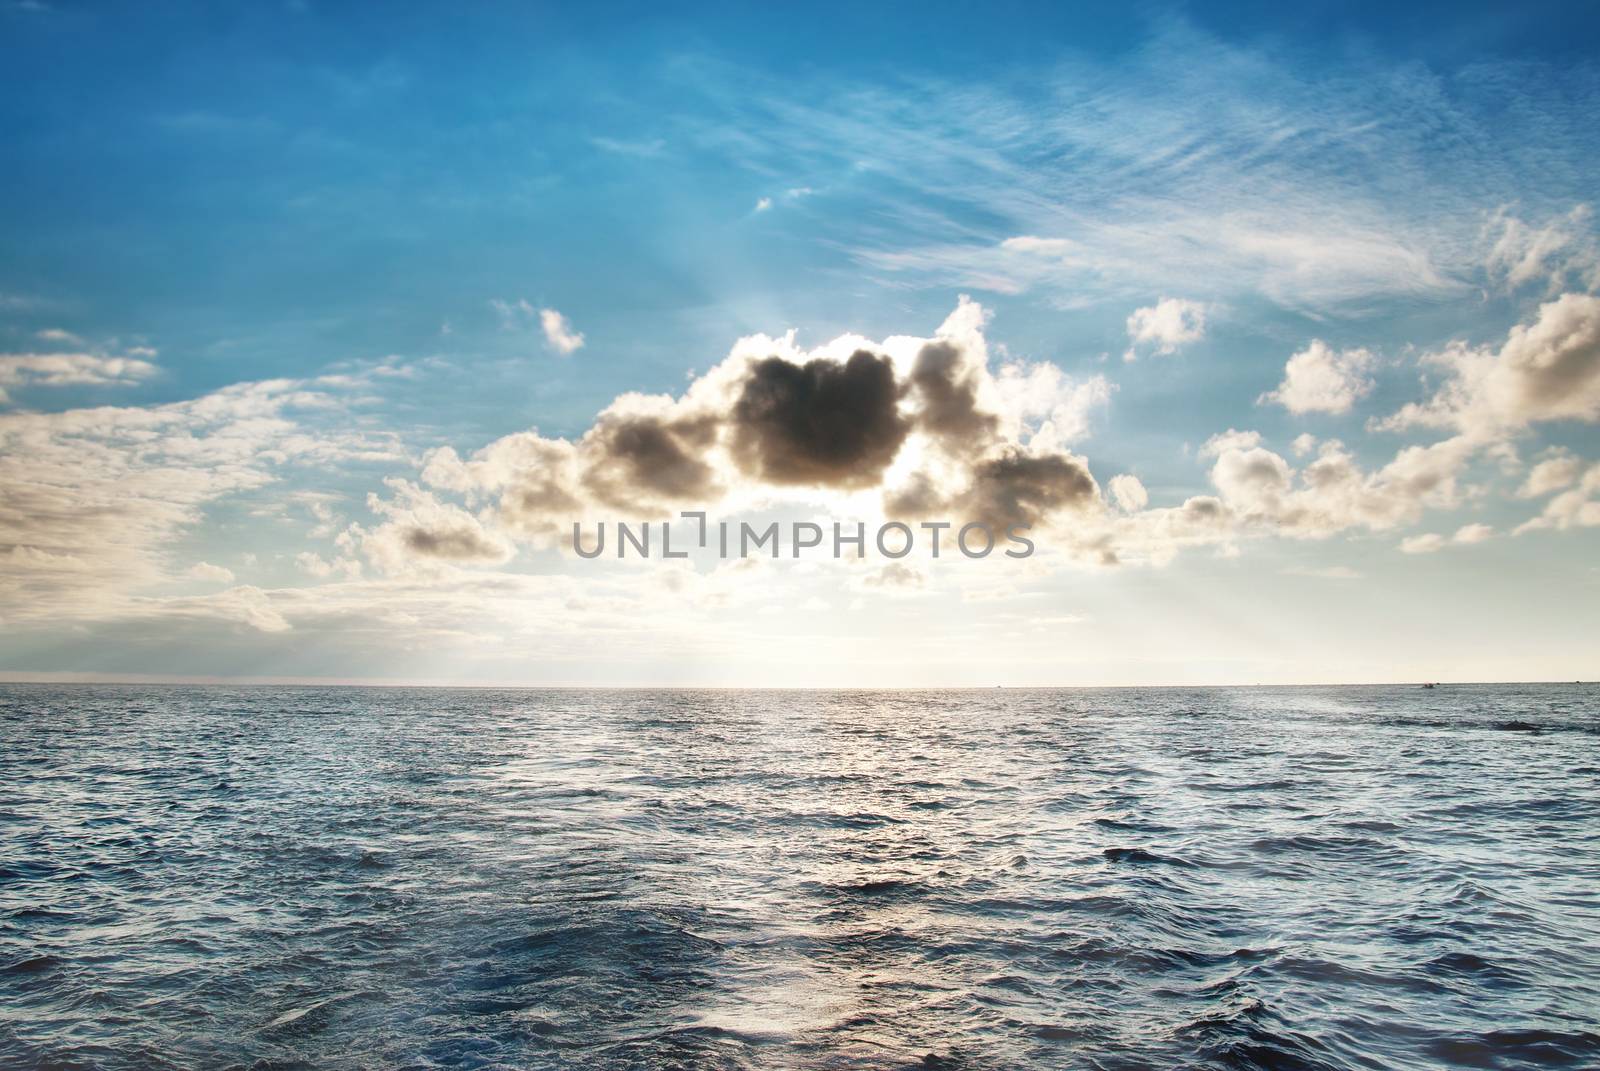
[579,411,721,509]
[435,317,1110,543]
[881,471,944,520]
[887,448,1099,530]
[729,349,910,488]
[908,338,999,445]
[960,450,1099,528]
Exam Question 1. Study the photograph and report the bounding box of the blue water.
[2,684,1598,1070]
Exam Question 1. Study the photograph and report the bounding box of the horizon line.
[0,674,1591,690]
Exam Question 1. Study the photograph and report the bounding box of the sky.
[1,0,1598,686]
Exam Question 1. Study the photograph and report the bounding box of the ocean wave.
[1,682,1596,1070]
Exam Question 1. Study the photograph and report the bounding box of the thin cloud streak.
[676,22,1600,312]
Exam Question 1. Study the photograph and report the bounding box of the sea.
[1,683,1597,1070]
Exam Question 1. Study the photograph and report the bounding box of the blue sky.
[2,1,1598,684]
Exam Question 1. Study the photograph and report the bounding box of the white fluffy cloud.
[1400,532,1446,554]
[1192,429,1473,539]
[1400,523,1496,554]
[991,361,1113,448]
[1515,461,1600,533]
[1516,451,1583,498]
[350,478,516,576]
[0,352,158,404]
[539,308,585,355]
[1108,474,1148,512]
[490,300,586,356]
[1381,293,1600,440]
[7,295,1599,660]
[187,561,235,583]
[1123,298,1206,361]
[1258,341,1376,415]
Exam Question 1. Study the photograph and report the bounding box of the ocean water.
[1,684,1598,1071]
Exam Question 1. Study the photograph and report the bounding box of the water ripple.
[0,683,1597,1069]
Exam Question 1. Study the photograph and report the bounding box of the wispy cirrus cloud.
[0,375,404,627]
[677,22,1600,313]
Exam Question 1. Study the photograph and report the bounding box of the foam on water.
[1,684,1598,1069]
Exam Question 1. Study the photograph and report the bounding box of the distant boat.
[1421,682,1437,689]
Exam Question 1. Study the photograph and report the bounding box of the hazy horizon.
[0,676,1590,691]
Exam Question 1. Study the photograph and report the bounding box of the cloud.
[753,189,816,214]
[1515,461,1600,533]
[1399,523,1495,554]
[289,490,343,537]
[887,446,1101,534]
[296,551,360,579]
[424,432,584,540]
[187,561,235,583]
[14,294,1600,661]
[857,561,925,592]
[909,294,1110,452]
[0,374,402,624]
[539,308,585,355]
[353,479,515,575]
[1191,430,1474,540]
[955,449,1099,530]
[0,352,158,403]
[1400,533,1446,554]
[1124,298,1206,361]
[580,403,721,508]
[1108,474,1148,512]
[490,300,585,356]
[1517,450,1583,498]
[992,361,1112,447]
[129,584,292,635]
[730,349,909,488]
[388,293,1600,590]
[412,297,1118,559]
[490,297,537,330]
[1197,429,1259,457]
[1486,205,1600,295]
[908,338,1000,446]
[1259,341,1376,415]
[686,22,1591,314]
[1380,293,1600,440]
